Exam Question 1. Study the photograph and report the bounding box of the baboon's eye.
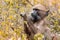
[33,8,40,11]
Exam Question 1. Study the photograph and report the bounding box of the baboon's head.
[30,4,49,23]
[20,4,49,23]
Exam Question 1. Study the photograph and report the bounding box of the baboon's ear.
[33,8,40,11]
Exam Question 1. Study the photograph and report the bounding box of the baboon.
[20,4,57,40]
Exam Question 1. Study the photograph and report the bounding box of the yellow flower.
[5,0,10,2]
[11,37,16,40]
[58,6,60,9]
[52,13,57,16]
[6,25,9,31]
[24,21,27,24]
[10,0,13,4]
[16,4,19,8]
[0,30,2,35]
[34,0,38,5]
[0,30,8,37]
[34,33,44,40]
[7,15,13,20]
[20,7,25,12]
[52,0,56,5]
[58,9,60,13]
[1,22,5,26]
[21,34,27,40]
[1,11,8,15]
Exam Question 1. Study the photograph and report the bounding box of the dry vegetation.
[0,0,60,40]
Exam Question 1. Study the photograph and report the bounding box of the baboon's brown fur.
[20,4,57,40]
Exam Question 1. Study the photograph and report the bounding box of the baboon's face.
[30,8,49,23]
